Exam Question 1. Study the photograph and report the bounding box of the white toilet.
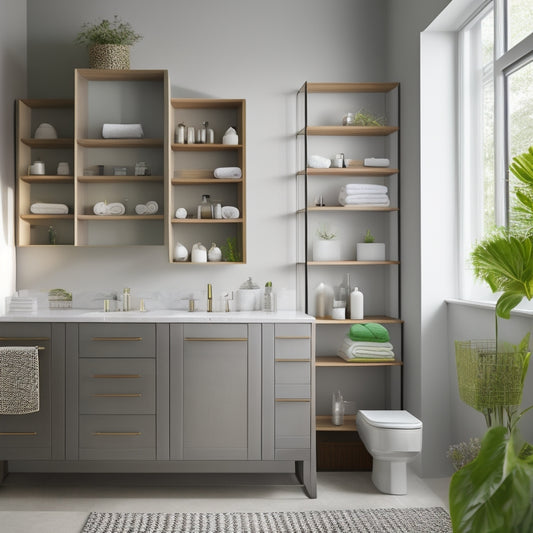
[356,410,423,495]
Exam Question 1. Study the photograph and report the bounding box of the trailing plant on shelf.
[350,109,386,127]
[221,237,241,262]
[74,16,142,46]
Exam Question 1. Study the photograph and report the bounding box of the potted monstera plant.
[75,15,142,70]
[450,147,533,532]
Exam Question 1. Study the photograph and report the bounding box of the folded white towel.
[338,337,395,361]
[30,203,69,215]
[175,207,187,219]
[341,184,388,194]
[308,155,331,168]
[214,167,242,179]
[102,123,144,139]
[221,206,240,219]
[93,202,126,216]
[0,346,40,414]
[364,157,390,167]
[339,193,390,206]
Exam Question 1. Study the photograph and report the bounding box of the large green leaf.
[449,426,533,532]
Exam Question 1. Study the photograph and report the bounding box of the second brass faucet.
[207,283,213,312]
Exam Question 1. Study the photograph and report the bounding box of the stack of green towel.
[337,323,395,362]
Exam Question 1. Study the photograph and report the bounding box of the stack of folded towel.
[135,201,159,215]
[30,203,69,215]
[337,323,395,362]
[338,184,390,206]
[93,202,126,216]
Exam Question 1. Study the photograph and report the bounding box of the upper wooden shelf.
[171,143,242,151]
[76,69,167,81]
[171,177,243,185]
[77,215,164,221]
[19,98,74,109]
[77,139,163,148]
[171,98,244,109]
[298,126,398,136]
[20,175,73,184]
[20,214,73,222]
[316,356,402,367]
[171,218,243,224]
[77,175,163,183]
[299,167,398,176]
[316,415,357,432]
[21,138,73,149]
[314,316,402,325]
[299,82,399,94]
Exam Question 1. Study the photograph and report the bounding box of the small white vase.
[313,239,341,261]
[356,242,385,261]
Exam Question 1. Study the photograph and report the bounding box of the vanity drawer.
[275,361,311,399]
[78,324,156,358]
[274,324,311,360]
[79,358,155,415]
[79,414,155,460]
[275,400,311,449]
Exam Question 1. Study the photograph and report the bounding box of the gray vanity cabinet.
[170,323,262,461]
[0,323,65,460]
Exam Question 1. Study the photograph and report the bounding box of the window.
[459,0,533,303]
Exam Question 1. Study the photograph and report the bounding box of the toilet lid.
[358,410,422,429]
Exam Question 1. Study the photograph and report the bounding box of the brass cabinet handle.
[92,374,141,379]
[184,337,247,342]
[92,432,141,436]
[275,398,310,402]
[275,358,310,363]
[91,337,143,341]
[0,432,37,436]
[93,392,142,398]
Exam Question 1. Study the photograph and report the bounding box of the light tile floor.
[0,470,450,533]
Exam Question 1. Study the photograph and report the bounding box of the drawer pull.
[93,392,142,398]
[91,337,143,342]
[275,398,310,403]
[184,337,247,342]
[92,432,141,437]
[275,358,310,363]
[92,374,141,379]
[275,336,310,340]
[0,337,49,341]
[0,432,37,436]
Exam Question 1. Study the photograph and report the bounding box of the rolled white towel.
[308,155,331,169]
[175,207,187,219]
[214,167,242,179]
[221,206,240,219]
[364,157,390,167]
[107,202,126,215]
[146,201,158,214]
[30,202,69,215]
[135,204,148,215]
[93,201,108,215]
[102,123,144,139]
[341,184,388,194]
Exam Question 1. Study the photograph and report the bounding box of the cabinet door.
[180,323,260,460]
[0,323,60,459]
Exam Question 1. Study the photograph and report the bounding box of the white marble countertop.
[0,309,314,323]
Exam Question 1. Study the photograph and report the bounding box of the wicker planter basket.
[454,340,527,411]
[89,44,130,70]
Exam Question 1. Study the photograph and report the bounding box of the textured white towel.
[0,346,40,414]
[102,123,144,139]
[93,202,126,216]
[341,184,388,194]
[338,337,395,360]
[364,157,390,167]
[221,206,240,219]
[175,207,187,219]
[214,167,242,179]
[135,201,159,215]
[30,203,69,215]
[308,155,331,168]
[339,193,390,206]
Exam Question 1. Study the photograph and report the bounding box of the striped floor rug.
[81,507,452,532]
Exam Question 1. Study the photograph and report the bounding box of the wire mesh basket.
[454,340,527,411]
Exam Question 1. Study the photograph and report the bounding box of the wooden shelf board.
[77,139,163,148]
[171,178,243,185]
[307,260,399,266]
[298,126,398,137]
[21,175,73,184]
[171,261,245,265]
[303,206,398,212]
[316,356,402,367]
[77,215,164,221]
[299,167,398,176]
[76,69,167,81]
[21,138,73,149]
[20,214,73,222]
[171,218,243,224]
[77,175,163,183]
[20,98,74,109]
[315,316,403,325]
[316,415,357,432]
[171,143,242,151]
[171,98,244,109]
[300,82,399,94]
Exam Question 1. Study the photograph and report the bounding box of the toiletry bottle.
[175,123,185,144]
[350,287,364,320]
[340,273,352,316]
[197,194,213,219]
[123,288,131,312]
[262,281,275,312]
[332,390,344,426]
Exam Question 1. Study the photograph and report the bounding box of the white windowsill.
[446,298,533,318]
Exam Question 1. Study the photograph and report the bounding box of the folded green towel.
[349,323,390,342]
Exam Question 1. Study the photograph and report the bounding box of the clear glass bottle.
[262,281,275,312]
[197,194,213,219]
[332,390,344,426]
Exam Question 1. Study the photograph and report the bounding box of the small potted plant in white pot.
[312,224,341,261]
[356,229,385,261]
[75,15,142,70]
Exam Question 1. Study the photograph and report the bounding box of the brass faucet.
[207,283,213,312]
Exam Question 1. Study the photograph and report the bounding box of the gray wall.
[0,0,27,312]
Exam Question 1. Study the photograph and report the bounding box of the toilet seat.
[358,410,422,430]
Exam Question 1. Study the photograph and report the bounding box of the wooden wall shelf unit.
[168,98,246,264]
[296,81,402,469]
